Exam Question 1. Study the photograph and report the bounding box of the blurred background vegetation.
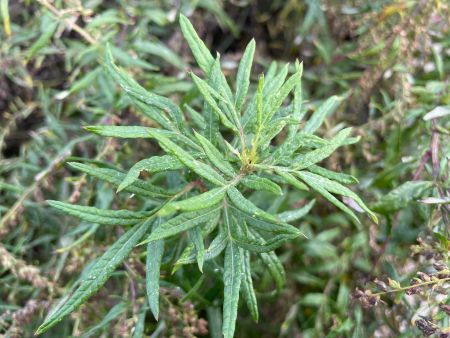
[0,0,449,337]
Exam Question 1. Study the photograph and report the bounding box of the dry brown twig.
[36,0,97,45]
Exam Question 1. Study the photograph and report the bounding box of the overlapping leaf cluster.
[36,15,376,337]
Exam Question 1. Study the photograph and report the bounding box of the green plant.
[35,14,377,337]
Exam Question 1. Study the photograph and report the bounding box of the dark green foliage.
[35,15,374,337]
[1,1,449,338]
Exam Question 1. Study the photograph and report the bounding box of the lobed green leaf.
[174,218,225,270]
[307,165,358,184]
[48,200,153,226]
[232,229,301,253]
[104,46,185,131]
[68,162,172,198]
[296,171,377,223]
[84,125,199,150]
[203,58,222,144]
[295,172,359,223]
[191,73,237,131]
[227,187,279,223]
[222,242,242,338]
[231,207,300,236]
[292,128,352,170]
[147,206,222,241]
[262,67,300,126]
[242,63,288,132]
[241,175,283,196]
[194,131,235,177]
[256,74,264,130]
[235,39,255,113]
[274,169,309,191]
[288,60,304,137]
[372,181,433,214]
[241,250,258,322]
[179,14,214,74]
[159,187,227,216]
[189,227,205,272]
[146,238,164,320]
[303,95,343,134]
[146,130,227,186]
[118,155,185,192]
[253,231,286,290]
[278,200,316,223]
[36,220,152,334]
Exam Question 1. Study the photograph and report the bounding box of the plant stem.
[37,0,97,45]
[372,276,450,297]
